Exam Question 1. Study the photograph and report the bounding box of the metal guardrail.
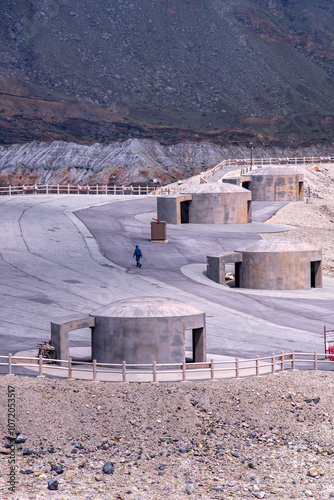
[1,155,333,196]
[1,350,332,383]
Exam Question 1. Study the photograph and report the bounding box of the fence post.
[210,359,215,380]
[9,185,12,196]
[68,357,74,380]
[281,351,284,372]
[182,360,186,382]
[105,185,107,195]
[122,360,126,382]
[46,184,49,195]
[37,355,45,378]
[8,353,14,375]
[256,355,259,376]
[271,353,275,374]
[235,357,239,379]
[67,184,70,195]
[57,184,60,195]
[314,351,317,371]
[291,350,295,370]
[152,361,157,383]
[93,359,97,382]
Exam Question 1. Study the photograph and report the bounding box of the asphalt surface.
[0,193,333,370]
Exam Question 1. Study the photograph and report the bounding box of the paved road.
[0,194,333,367]
[77,196,334,357]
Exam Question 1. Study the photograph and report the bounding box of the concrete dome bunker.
[51,297,206,365]
[157,183,252,224]
[223,167,304,202]
[207,239,322,290]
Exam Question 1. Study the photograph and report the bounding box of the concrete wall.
[189,191,252,224]
[51,316,95,364]
[240,249,322,290]
[223,171,304,202]
[207,252,242,284]
[158,191,252,224]
[92,313,206,364]
[157,195,192,224]
[207,244,322,290]
[244,173,304,201]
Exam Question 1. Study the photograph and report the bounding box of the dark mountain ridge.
[0,0,334,145]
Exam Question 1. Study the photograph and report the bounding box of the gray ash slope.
[0,140,333,185]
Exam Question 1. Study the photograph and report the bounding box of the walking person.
[133,245,142,268]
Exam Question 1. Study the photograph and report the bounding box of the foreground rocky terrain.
[0,371,334,499]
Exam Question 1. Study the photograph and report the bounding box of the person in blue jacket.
[133,245,143,268]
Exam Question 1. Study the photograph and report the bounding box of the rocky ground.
[0,371,334,500]
[260,163,334,278]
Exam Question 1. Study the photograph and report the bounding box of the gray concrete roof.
[92,297,204,318]
[236,238,320,253]
[182,182,249,194]
[245,167,302,176]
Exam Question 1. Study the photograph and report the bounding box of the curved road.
[0,194,333,366]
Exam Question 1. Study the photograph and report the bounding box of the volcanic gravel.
[1,372,334,499]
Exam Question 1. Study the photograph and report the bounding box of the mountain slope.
[0,0,334,143]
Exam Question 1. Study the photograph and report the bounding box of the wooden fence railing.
[0,184,156,196]
[0,155,333,197]
[199,155,334,184]
[1,351,332,383]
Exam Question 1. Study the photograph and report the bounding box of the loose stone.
[185,482,195,494]
[16,434,27,443]
[102,461,114,474]
[22,448,33,456]
[47,479,58,490]
[308,467,319,477]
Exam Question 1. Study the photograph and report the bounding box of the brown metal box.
[150,220,167,242]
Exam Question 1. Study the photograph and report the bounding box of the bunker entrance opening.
[235,262,242,288]
[180,200,191,223]
[69,327,92,362]
[310,260,321,288]
[185,327,205,362]
[299,181,304,200]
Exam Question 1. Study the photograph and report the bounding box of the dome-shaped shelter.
[223,167,304,201]
[157,182,252,224]
[91,297,206,364]
[51,297,206,364]
[207,239,322,290]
